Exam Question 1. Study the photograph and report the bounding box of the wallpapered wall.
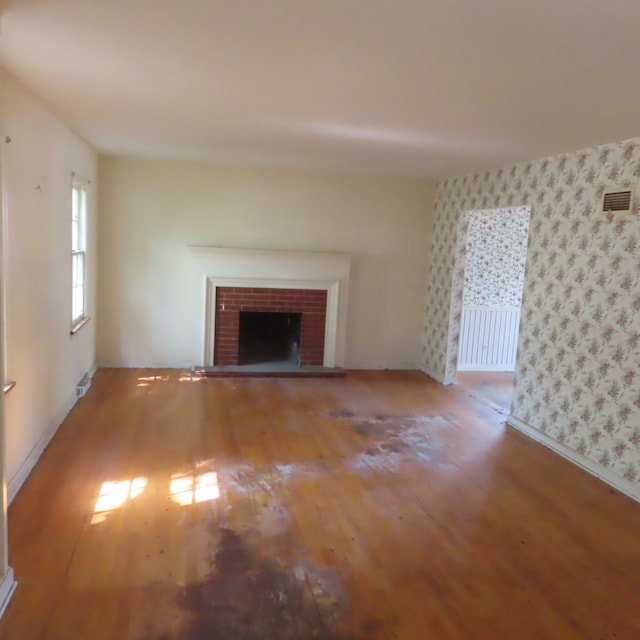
[463,207,529,307]
[423,137,640,487]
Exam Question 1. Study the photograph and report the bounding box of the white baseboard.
[507,414,640,503]
[344,363,423,371]
[457,364,516,372]
[98,361,425,372]
[7,365,97,505]
[0,568,16,619]
[8,390,77,504]
[96,361,191,369]
[419,365,446,384]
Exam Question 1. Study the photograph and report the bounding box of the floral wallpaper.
[463,207,529,307]
[422,137,640,487]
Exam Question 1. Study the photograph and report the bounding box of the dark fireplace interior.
[238,311,302,366]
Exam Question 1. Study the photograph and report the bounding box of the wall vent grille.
[76,373,91,398]
[601,187,633,215]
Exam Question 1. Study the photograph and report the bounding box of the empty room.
[0,1,639,638]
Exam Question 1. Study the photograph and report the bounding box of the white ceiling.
[2,0,640,178]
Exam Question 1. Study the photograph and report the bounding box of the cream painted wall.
[97,156,435,369]
[2,73,97,492]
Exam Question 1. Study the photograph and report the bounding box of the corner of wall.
[419,365,447,385]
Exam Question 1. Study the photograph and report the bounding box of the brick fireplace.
[189,247,351,368]
[214,287,328,366]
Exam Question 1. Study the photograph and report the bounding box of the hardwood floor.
[1,369,640,639]
[455,371,514,415]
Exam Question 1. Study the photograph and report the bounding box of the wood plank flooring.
[455,371,514,415]
[1,369,640,639]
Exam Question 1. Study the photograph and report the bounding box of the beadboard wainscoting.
[458,306,521,371]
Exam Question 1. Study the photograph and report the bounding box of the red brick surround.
[214,287,328,366]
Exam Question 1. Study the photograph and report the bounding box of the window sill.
[70,316,91,335]
[3,381,16,394]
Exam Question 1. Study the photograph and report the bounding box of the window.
[71,179,89,333]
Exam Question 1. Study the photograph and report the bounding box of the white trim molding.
[458,364,518,372]
[0,568,16,619]
[189,247,352,367]
[8,390,76,505]
[507,414,640,503]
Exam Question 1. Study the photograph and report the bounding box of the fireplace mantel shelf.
[188,246,352,263]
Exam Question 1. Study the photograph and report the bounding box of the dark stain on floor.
[142,527,385,640]
[327,409,355,419]
[329,412,450,470]
[179,528,335,639]
[353,421,388,437]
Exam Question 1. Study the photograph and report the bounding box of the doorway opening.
[457,206,530,373]
[453,206,530,415]
[238,312,302,366]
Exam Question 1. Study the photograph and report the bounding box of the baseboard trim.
[8,390,77,504]
[506,414,640,503]
[8,366,97,505]
[97,362,425,372]
[457,365,516,372]
[419,366,446,384]
[96,362,193,369]
[0,568,16,619]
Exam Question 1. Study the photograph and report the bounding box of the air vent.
[601,187,633,216]
[76,373,91,398]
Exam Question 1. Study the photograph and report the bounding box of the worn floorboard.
[1,369,639,639]
[455,371,514,415]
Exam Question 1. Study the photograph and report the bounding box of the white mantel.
[188,247,352,367]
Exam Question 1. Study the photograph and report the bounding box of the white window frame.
[71,178,89,334]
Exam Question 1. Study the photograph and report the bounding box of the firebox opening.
[238,312,302,366]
